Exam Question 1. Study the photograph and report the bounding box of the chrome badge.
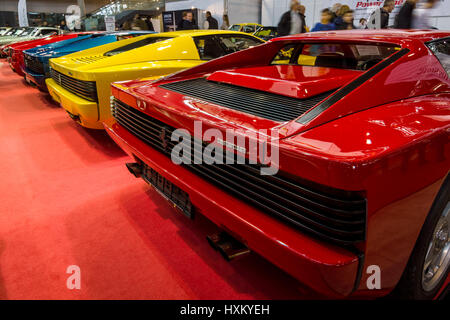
[137,100,147,111]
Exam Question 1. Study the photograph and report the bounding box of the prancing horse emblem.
[160,127,170,151]
[137,100,146,111]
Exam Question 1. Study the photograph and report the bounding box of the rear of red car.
[8,47,26,75]
[6,34,80,76]
[104,31,450,298]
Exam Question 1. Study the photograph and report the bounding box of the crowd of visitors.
[278,0,440,36]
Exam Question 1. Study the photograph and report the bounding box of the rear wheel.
[393,176,449,299]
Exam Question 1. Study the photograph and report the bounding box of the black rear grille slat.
[200,157,365,219]
[50,69,98,102]
[162,87,309,121]
[115,107,163,136]
[172,84,318,115]
[170,87,303,121]
[112,99,367,245]
[57,76,96,89]
[24,55,44,75]
[160,78,335,122]
[169,138,365,221]
[186,163,364,240]
[184,148,365,228]
[115,113,164,147]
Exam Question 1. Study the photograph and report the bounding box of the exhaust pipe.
[126,163,143,178]
[66,111,80,123]
[207,231,250,261]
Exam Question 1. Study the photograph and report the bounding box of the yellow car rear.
[46,30,264,129]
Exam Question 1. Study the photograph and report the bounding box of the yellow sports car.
[229,23,263,33]
[46,30,264,129]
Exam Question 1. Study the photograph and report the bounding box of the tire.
[392,175,449,299]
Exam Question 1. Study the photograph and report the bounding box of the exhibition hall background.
[1,0,450,30]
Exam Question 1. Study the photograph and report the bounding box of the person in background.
[331,3,342,22]
[121,20,131,30]
[130,21,139,31]
[132,14,148,30]
[381,0,396,28]
[177,11,199,30]
[144,16,155,32]
[204,11,219,30]
[394,0,417,29]
[358,18,368,29]
[311,8,336,32]
[59,20,69,31]
[42,21,49,27]
[412,0,437,29]
[221,14,230,30]
[337,10,356,30]
[298,5,308,33]
[368,0,395,29]
[277,0,304,36]
[334,4,350,29]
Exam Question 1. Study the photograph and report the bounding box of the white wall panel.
[227,0,262,24]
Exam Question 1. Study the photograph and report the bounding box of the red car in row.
[103,30,449,299]
[4,33,95,77]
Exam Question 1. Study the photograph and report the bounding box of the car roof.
[35,27,59,30]
[276,29,450,43]
[233,23,262,26]
[156,30,260,37]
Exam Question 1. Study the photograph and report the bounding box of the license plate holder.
[142,166,193,219]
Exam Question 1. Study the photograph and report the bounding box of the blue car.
[23,31,153,91]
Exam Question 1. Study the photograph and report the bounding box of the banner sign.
[105,16,116,32]
[323,0,449,25]
[66,5,82,31]
[18,0,29,27]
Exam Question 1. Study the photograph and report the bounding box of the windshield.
[194,35,263,60]
[17,28,34,36]
[271,42,401,71]
[255,27,277,37]
[229,25,241,31]
[104,37,172,56]
[5,28,23,36]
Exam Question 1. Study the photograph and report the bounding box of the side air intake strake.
[160,78,334,122]
[112,99,367,246]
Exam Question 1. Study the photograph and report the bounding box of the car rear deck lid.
[206,65,362,99]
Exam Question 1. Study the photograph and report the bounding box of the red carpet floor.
[0,61,321,300]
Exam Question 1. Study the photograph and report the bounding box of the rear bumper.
[9,60,24,76]
[46,78,102,129]
[24,68,47,91]
[8,54,24,76]
[104,120,364,298]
